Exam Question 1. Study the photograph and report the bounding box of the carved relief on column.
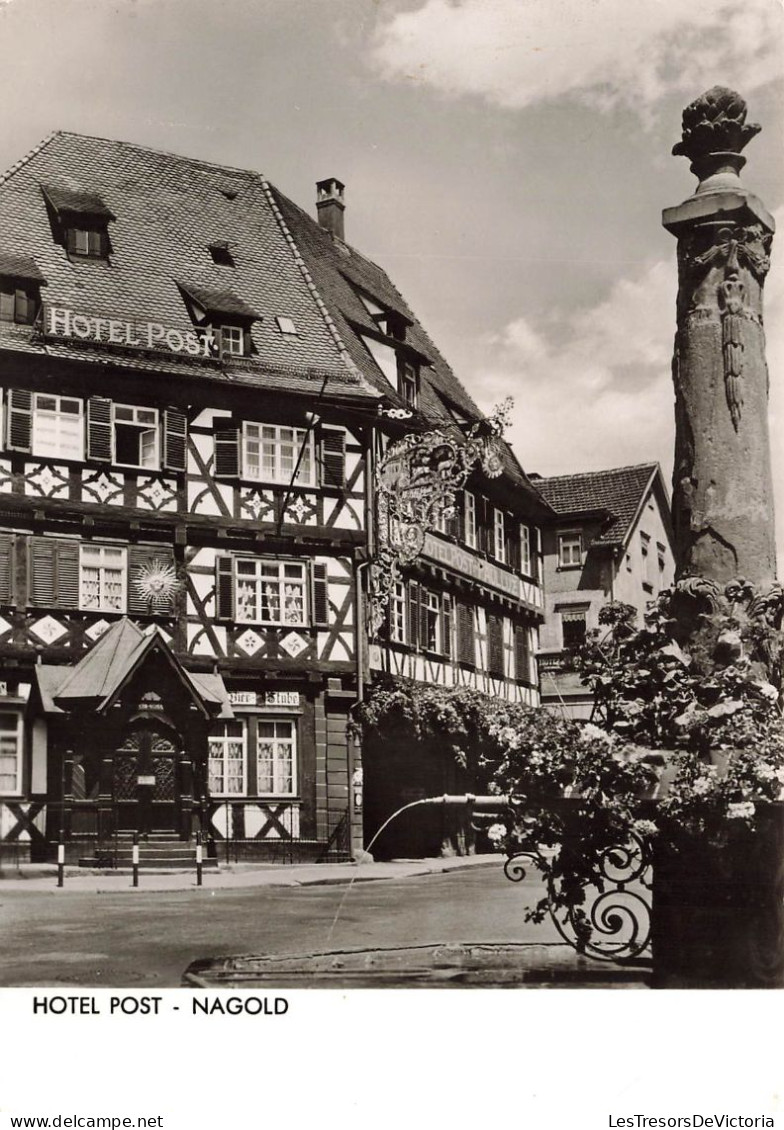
[664,87,776,588]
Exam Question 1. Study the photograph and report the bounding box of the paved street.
[0,865,570,988]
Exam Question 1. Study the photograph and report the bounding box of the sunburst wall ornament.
[369,397,513,634]
[132,558,181,609]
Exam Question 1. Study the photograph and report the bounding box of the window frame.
[32,393,84,461]
[398,360,418,408]
[560,607,588,650]
[79,543,127,614]
[68,226,108,260]
[208,719,248,797]
[493,508,506,563]
[389,580,406,644]
[464,492,477,549]
[0,708,23,797]
[234,557,308,626]
[0,281,38,326]
[219,324,245,356]
[558,530,583,568]
[520,524,532,576]
[241,422,316,487]
[113,403,160,470]
[256,717,297,797]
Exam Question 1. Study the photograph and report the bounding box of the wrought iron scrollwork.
[504,832,653,963]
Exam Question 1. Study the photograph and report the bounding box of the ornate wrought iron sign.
[369,398,513,634]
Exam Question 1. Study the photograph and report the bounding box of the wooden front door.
[114,723,180,834]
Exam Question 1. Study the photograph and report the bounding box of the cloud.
[371,0,783,115]
[470,256,676,473]
[467,210,784,562]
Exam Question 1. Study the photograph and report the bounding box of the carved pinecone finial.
[673,86,761,163]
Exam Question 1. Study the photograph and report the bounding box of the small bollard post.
[132,831,139,888]
[195,831,203,887]
[57,841,65,888]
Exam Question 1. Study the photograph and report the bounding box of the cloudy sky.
[1,0,783,551]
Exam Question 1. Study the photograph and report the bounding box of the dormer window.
[0,281,38,325]
[177,280,260,360]
[219,325,245,356]
[0,252,47,325]
[208,242,235,267]
[399,360,418,408]
[66,225,108,260]
[41,184,114,263]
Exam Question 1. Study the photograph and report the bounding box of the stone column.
[663,87,776,586]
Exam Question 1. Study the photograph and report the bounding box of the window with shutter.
[29,538,79,608]
[515,624,531,683]
[520,525,532,577]
[407,582,420,649]
[214,429,240,477]
[6,389,32,452]
[312,562,329,626]
[87,396,113,462]
[163,409,188,472]
[456,600,475,666]
[128,546,177,615]
[321,428,346,489]
[214,556,234,620]
[33,394,83,460]
[487,613,505,676]
[0,534,13,604]
[442,594,453,658]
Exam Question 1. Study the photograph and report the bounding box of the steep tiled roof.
[0,131,377,400]
[270,186,547,500]
[535,463,661,546]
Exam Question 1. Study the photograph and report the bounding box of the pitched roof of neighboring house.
[534,463,669,548]
[0,131,378,402]
[34,618,229,715]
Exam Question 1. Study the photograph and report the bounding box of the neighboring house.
[0,132,383,863]
[275,179,554,856]
[0,132,551,864]
[533,464,676,719]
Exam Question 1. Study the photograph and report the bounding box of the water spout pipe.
[413,794,510,811]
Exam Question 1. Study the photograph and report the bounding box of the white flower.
[579,723,611,744]
[691,776,713,795]
[486,823,506,847]
[632,819,658,838]
[727,801,755,820]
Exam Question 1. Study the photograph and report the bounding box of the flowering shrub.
[488,582,784,937]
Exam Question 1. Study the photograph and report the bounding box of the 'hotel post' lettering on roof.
[422,532,541,605]
[42,304,217,358]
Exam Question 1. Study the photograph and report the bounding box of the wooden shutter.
[214,555,234,620]
[321,428,346,489]
[6,389,32,452]
[487,613,505,677]
[312,562,329,626]
[127,546,177,615]
[515,624,530,683]
[407,581,420,649]
[65,228,78,255]
[0,534,13,604]
[29,538,78,608]
[476,497,491,555]
[87,396,113,462]
[456,599,475,665]
[214,428,240,477]
[442,594,453,658]
[163,409,187,472]
[506,515,520,571]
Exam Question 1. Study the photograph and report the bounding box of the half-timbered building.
[0,131,553,865]
[0,132,383,863]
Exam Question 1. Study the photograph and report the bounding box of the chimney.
[316,177,345,240]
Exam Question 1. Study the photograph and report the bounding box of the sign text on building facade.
[42,304,218,359]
